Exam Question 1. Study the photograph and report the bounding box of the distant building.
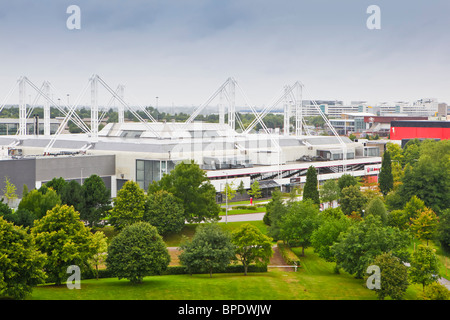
[390,120,450,142]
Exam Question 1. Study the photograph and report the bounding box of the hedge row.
[49,264,268,283]
[277,241,301,266]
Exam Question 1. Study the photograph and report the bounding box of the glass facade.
[136,159,177,191]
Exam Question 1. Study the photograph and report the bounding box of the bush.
[277,241,301,266]
[235,205,258,210]
[420,282,450,300]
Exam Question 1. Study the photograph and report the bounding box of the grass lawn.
[30,247,422,300]
[220,207,266,216]
[162,221,269,247]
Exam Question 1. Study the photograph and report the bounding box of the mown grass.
[220,207,266,215]
[162,221,269,247]
[31,247,422,300]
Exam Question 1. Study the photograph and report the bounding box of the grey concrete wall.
[36,155,115,182]
[0,158,36,197]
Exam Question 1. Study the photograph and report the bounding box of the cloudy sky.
[1,0,450,109]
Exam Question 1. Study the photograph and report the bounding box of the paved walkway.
[438,277,450,290]
[218,212,265,223]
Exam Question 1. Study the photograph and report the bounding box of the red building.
[390,120,450,141]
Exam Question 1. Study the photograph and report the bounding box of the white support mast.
[294,82,303,137]
[283,86,290,136]
[18,76,27,136]
[43,81,51,136]
[90,74,99,141]
[117,84,125,124]
[227,79,236,131]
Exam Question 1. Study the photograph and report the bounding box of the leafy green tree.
[109,181,146,230]
[89,231,108,280]
[3,208,36,229]
[248,180,262,200]
[144,190,185,236]
[44,177,68,195]
[366,252,409,300]
[231,223,274,275]
[311,210,352,265]
[2,177,17,206]
[337,174,359,197]
[279,200,321,256]
[148,160,220,223]
[82,175,111,227]
[339,185,367,216]
[237,180,246,196]
[60,180,85,216]
[179,223,235,277]
[265,189,288,240]
[398,140,450,213]
[420,282,450,300]
[404,195,426,222]
[303,166,320,205]
[18,188,61,220]
[31,205,96,285]
[437,209,450,253]
[106,222,170,284]
[410,208,439,245]
[0,217,47,299]
[331,215,409,278]
[386,142,404,165]
[365,197,388,225]
[320,179,339,206]
[387,209,409,230]
[409,245,440,291]
[379,151,394,196]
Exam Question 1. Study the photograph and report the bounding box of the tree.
[106,222,170,284]
[18,188,61,220]
[109,180,146,230]
[265,189,287,240]
[279,200,321,256]
[247,180,262,200]
[437,209,450,253]
[337,174,359,197]
[31,205,96,285]
[2,177,17,207]
[82,175,111,227]
[386,142,404,165]
[311,210,352,265]
[60,180,85,217]
[340,185,367,216]
[0,217,47,299]
[397,140,450,214]
[365,197,388,225]
[420,282,450,300]
[366,252,409,300]
[303,166,320,205]
[179,223,235,277]
[89,231,108,280]
[378,151,394,196]
[320,179,339,207]
[410,208,439,245]
[331,215,409,278]
[387,209,409,231]
[236,180,246,196]
[148,160,220,223]
[231,223,274,275]
[144,190,185,236]
[44,177,68,195]
[409,245,440,291]
[404,195,426,222]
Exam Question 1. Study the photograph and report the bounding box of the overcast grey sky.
[1,0,450,108]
